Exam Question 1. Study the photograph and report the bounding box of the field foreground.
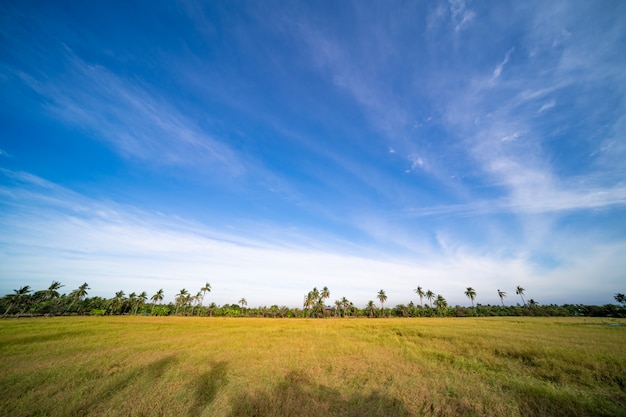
[1,317,625,417]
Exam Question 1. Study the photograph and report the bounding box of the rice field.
[1,316,625,416]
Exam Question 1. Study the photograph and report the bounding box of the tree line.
[1,281,625,318]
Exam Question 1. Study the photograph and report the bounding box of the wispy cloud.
[12,46,248,178]
[492,48,514,80]
[448,0,476,32]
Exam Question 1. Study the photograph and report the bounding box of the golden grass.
[1,317,625,417]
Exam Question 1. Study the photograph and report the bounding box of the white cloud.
[448,0,476,32]
[538,99,556,113]
[492,48,514,80]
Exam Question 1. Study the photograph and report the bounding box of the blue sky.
[1,0,625,307]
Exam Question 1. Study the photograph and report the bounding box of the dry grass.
[1,316,625,416]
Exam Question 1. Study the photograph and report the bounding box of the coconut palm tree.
[67,282,90,313]
[199,282,211,306]
[516,286,526,306]
[341,297,350,317]
[239,297,247,316]
[425,290,435,308]
[110,290,125,315]
[175,288,189,315]
[497,289,507,306]
[414,286,425,308]
[464,287,477,309]
[2,286,31,316]
[151,289,164,314]
[136,291,148,315]
[45,281,64,300]
[377,289,387,316]
[366,300,376,318]
[434,294,448,317]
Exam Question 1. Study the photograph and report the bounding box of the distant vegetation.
[2,281,625,318]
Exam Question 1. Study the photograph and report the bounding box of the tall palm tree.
[2,286,31,316]
[128,292,138,315]
[377,289,387,316]
[45,281,64,300]
[199,282,211,306]
[111,290,125,315]
[136,291,148,315]
[175,288,189,315]
[150,289,164,314]
[321,286,330,304]
[67,282,90,313]
[366,300,376,318]
[334,300,342,317]
[516,286,526,306]
[434,294,448,317]
[239,297,247,316]
[464,287,477,308]
[497,289,507,306]
[341,297,350,317]
[426,290,435,308]
[414,286,425,308]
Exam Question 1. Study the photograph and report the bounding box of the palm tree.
[67,282,90,313]
[615,293,626,306]
[434,294,448,317]
[199,282,211,306]
[128,292,137,315]
[414,286,425,308]
[239,297,247,316]
[110,290,125,315]
[150,289,164,314]
[333,300,342,317]
[45,281,64,300]
[175,288,189,315]
[497,289,507,306]
[2,286,31,316]
[426,290,435,308]
[341,297,350,317]
[366,300,376,318]
[377,289,387,316]
[136,291,148,315]
[321,286,330,305]
[464,287,477,309]
[516,286,526,307]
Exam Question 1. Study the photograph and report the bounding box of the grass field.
[1,317,625,417]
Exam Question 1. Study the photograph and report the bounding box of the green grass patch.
[0,317,624,416]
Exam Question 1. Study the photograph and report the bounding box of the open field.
[1,317,625,417]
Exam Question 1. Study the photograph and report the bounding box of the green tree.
[434,294,448,316]
[341,297,350,317]
[175,288,189,315]
[516,286,526,307]
[497,289,507,306]
[136,291,148,315]
[414,286,425,308]
[426,290,435,308]
[150,289,164,314]
[45,281,64,300]
[377,289,387,316]
[110,291,125,315]
[239,297,247,316]
[199,282,211,306]
[2,286,31,316]
[614,293,626,306]
[366,300,376,318]
[464,287,477,309]
[67,282,90,313]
